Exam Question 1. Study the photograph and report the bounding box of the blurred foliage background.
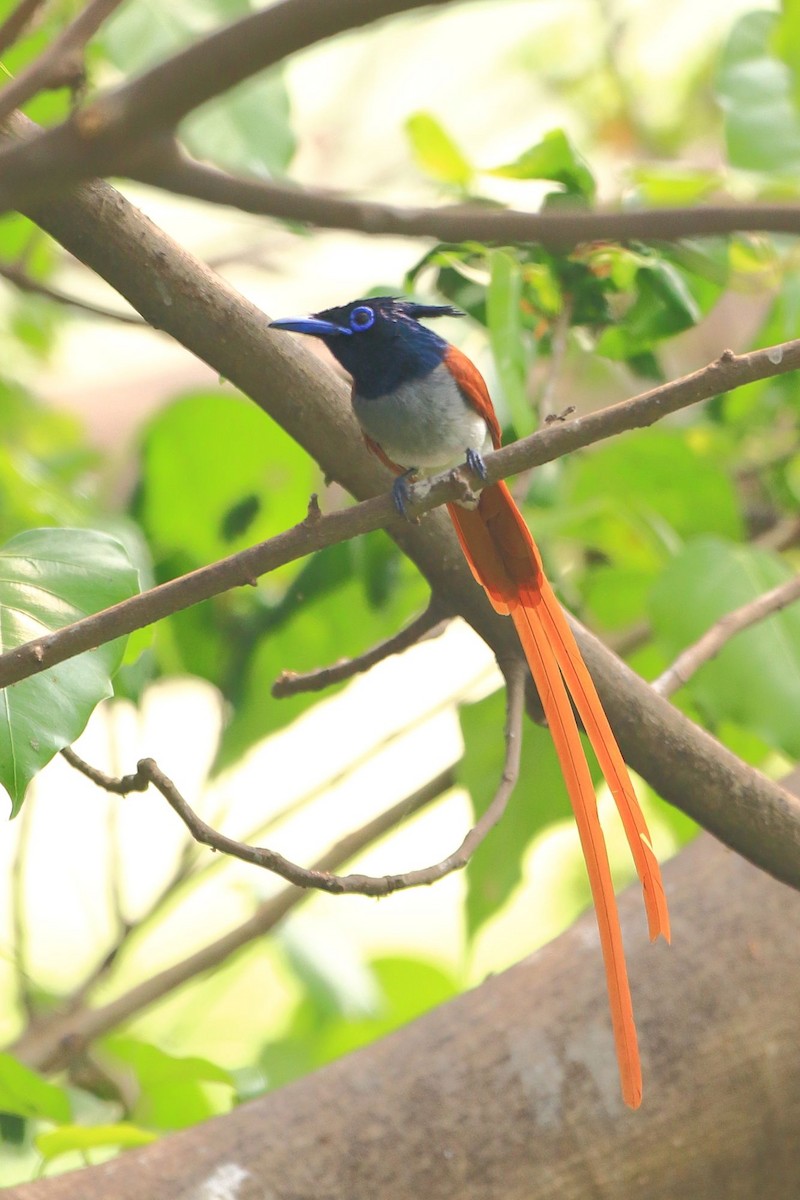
[2,0,800,1182]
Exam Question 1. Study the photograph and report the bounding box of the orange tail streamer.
[448,480,670,1109]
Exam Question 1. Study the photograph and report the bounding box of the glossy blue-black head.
[269,296,464,399]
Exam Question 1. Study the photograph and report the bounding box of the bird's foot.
[392,468,419,520]
[465,448,488,481]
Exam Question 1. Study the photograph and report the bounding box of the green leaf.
[137,390,316,568]
[36,1123,158,1164]
[261,955,460,1088]
[773,0,800,110]
[629,165,725,206]
[716,10,800,172]
[101,0,294,176]
[560,429,743,571]
[0,529,140,816]
[649,537,800,756]
[460,689,599,938]
[0,1054,70,1122]
[181,72,295,178]
[595,258,703,361]
[405,112,473,187]
[316,957,459,1063]
[488,129,596,200]
[486,250,533,435]
[104,1038,233,1131]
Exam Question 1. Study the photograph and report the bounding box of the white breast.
[352,362,492,476]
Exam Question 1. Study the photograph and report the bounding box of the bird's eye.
[350,305,375,331]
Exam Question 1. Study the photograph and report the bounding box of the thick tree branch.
[8,835,800,1200]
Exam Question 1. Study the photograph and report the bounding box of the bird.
[269,295,670,1109]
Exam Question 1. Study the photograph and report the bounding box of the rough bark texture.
[7,834,800,1199]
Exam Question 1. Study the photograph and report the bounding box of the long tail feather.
[448,481,670,1108]
[534,579,671,944]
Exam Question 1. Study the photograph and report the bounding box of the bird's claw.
[392,469,419,520]
[465,448,488,481]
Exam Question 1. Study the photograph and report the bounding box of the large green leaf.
[716,10,800,172]
[649,536,800,756]
[100,0,294,176]
[0,1054,70,1123]
[0,528,140,815]
[558,428,742,571]
[137,390,316,569]
[405,112,473,188]
[103,1038,233,1131]
[486,250,534,436]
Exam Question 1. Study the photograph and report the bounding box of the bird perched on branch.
[269,295,670,1109]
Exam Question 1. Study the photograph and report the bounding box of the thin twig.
[57,673,522,901]
[11,764,458,1072]
[272,601,449,697]
[0,261,144,324]
[4,338,800,694]
[0,0,46,57]
[652,574,800,698]
[0,0,126,126]
[53,671,475,1013]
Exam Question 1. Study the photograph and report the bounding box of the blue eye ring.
[350,305,375,331]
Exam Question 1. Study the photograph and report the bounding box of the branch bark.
[2,327,800,691]
[8,834,800,1199]
[138,147,800,246]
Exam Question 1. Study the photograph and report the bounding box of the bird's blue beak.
[269,316,352,337]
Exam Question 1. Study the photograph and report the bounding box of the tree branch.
[0,0,463,211]
[0,3,797,255]
[0,0,46,58]
[4,337,800,693]
[0,0,126,126]
[57,668,519,901]
[10,834,800,1199]
[134,149,800,248]
[0,260,143,323]
[11,763,457,1073]
[271,600,450,697]
[652,573,800,698]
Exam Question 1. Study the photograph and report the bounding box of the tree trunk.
[9,833,800,1199]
